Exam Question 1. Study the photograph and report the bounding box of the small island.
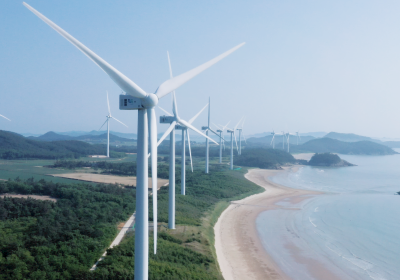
[308,153,355,167]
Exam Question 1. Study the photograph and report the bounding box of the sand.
[214,167,321,280]
[50,173,168,189]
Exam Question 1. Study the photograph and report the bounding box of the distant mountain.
[247,135,315,146]
[291,138,396,155]
[300,132,327,138]
[28,131,134,143]
[0,130,108,159]
[28,131,75,141]
[324,132,380,143]
[381,141,400,148]
[55,130,137,139]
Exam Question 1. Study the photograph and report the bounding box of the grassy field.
[0,154,137,184]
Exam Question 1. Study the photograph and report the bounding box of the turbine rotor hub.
[142,94,158,108]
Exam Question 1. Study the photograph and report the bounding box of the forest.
[0,165,262,279]
[234,148,296,169]
[0,178,136,279]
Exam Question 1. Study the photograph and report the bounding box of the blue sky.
[1,0,400,137]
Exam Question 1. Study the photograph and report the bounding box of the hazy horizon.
[2,1,400,137]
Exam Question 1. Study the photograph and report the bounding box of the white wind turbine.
[214,121,230,163]
[158,52,214,229]
[226,118,242,170]
[24,3,244,280]
[286,132,297,153]
[236,117,246,155]
[202,98,221,173]
[270,131,283,149]
[98,92,128,157]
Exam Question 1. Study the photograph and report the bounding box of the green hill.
[234,148,296,169]
[291,138,396,155]
[308,153,355,167]
[0,130,115,159]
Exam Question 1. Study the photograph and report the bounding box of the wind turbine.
[201,98,221,173]
[281,131,286,150]
[157,52,214,229]
[98,92,128,157]
[226,119,242,170]
[236,117,246,155]
[296,131,301,145]
[24,3,244,280]
[286,132,297,153]
[214,121,230,163]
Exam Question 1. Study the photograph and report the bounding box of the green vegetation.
[291,138,397,155]
[0,155,263,279]
[0,130,123,159]
[93,167,263,279]
[234,148,296,169]
[308,153,341,166]
[0,178,135,279]
[49,159,175,179]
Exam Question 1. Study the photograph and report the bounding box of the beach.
[214,167,320,280]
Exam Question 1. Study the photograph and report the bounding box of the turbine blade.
[148,108,158,254]
[157,121,176,146]
[223,121,231,130]
[98,119,108,131]
[179,119,218,145]
[187,130,193,172]
[106,91,111,115]
[241,117,246,128]
[167,52,179,118]
[208,97,211,127]
[0,114,11,121]
[111,117,128,128]
[234,116,243,130]
[155,43,245,98]
[23,2,147,99]
[188,103,208,124]
[208,128,221,138]
[158,106,173,116]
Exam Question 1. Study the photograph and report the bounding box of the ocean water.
[256,151,400,280]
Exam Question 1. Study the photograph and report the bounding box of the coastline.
[214,166,320,280]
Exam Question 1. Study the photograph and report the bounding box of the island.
[307,153,355,167]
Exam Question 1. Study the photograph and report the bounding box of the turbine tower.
[286,132,298,152]
[214,121,230,163]
[24,3,244,280]
[236,117,245,155]
[98,92,128,157]
[226,119,241,170]
[201,98,221,173]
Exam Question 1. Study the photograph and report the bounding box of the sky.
[1,0,400,138]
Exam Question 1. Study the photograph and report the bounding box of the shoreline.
[214,166,320,280]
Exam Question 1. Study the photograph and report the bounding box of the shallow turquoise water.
[257,151,400,280]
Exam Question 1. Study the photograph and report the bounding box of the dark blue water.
[257,151,400,280]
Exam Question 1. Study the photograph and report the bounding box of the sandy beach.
[214,167,319,280]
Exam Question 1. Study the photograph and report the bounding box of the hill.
[234,148,296,169]
[291,138,397,155]
[308,153,355,167]
[324,132,379,143]
[247,135,315,146]
[0,130,118,159]
[28,131,133,143]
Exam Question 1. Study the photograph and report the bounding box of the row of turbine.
[23,2,245,280]
[271,131,301,152]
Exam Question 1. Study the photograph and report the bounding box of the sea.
[256,150,400,280]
